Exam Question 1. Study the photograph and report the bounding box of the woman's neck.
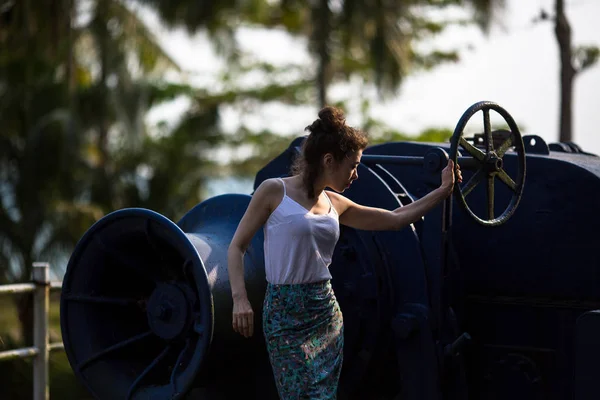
[297,173,326,199]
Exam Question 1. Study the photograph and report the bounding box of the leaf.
[574,45,600,73]
[109,1,182,73]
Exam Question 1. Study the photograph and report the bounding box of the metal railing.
[0,262,64,400]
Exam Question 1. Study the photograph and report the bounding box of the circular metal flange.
[60,208,213,400]
[147,283,192,341]
[449,101,526,226]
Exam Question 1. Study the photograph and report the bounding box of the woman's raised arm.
[329,160,461,231]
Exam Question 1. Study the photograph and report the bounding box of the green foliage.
[0,298,91,400]
[365,117,453,145]
[574,45,600,73]
[0,347,92,400]
[142,0,506,104]
[222,122,455,179]
[0,0,186,284]
[107,104,224,219]
[194,79,315,107]
[224,128,301,177]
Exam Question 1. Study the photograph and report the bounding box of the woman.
[227,106,462,399]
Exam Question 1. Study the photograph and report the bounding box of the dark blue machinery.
[60,102,600,399]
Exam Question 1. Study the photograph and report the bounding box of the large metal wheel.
[60,209,213,400]
[449,101,526,226]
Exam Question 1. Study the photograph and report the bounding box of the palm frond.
[463,0,506,33]
[111,0,182,74]
[37,201,104,259]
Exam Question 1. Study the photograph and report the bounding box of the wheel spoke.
[170,339,191,391]
[62,293,141,307]
[496,135,514,157]
[487,175,495,220]
[461,169,485,197]
[459,137,485,162]
[497,168,517,192]
[126,344,173,400]
[78,331,153,372]
[483,109,493,154]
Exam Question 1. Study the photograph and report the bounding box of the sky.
[141,0,600,157]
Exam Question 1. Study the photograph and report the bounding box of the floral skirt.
[262,280,344,400]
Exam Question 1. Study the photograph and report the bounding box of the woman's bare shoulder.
[256,177,284,194]
[254,178,285,209]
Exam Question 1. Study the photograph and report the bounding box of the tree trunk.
[66,0,76,96]
[554,0,576,143]
[91,1,113,209]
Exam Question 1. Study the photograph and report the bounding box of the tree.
[75,0,182,211]
[537,1,599,143]
[554,0,598,143]
[0,0,98,342]
[306,0,506,106]
[0,0,217,343]
[140,0,505,107]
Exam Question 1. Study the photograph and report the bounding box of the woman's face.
[324,150,362,192]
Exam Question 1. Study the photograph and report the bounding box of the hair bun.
[318,106,346,132]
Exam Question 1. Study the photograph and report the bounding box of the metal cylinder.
[60,196,276,399]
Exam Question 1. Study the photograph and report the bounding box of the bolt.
[155,304,172,321]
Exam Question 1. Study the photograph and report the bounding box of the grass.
[0,296,21,343]
[0,293,63,345]
[0,293,92,399]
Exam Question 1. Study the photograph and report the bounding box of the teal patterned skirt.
[262,280,344,400]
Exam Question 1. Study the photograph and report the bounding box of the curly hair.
[291,106,368,198]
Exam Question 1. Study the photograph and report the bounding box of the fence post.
[32,262,50,400]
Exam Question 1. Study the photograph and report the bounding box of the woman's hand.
[232,296,254,338]
[441,159,463,196]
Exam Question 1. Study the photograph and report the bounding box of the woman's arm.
[330,159,462,231]
[227,178,279,337]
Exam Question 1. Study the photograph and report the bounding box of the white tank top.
[263,178,340,284]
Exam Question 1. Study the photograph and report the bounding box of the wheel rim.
[449,101,526,227]
[60,208,213,400]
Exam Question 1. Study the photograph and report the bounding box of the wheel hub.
[485,152,503,172]
[147,283,191,340]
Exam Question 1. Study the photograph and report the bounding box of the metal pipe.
[32,262,50,400]
[361,155,424,165]
[0,347,39,361]
[0,283,35,294]
[0,262,64,397]
[49,342,65,352]
[361,154,480,169]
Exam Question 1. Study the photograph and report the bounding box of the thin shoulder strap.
[278,177,286,196]
[323,190,336,213]
[323,190,332,205]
